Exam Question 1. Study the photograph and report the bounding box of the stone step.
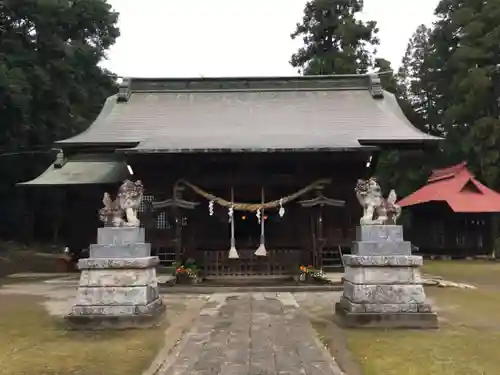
[158,284,343,294]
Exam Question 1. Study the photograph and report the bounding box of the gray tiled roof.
[57,75,440,152]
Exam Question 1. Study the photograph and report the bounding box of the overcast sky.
[102,0,439,78]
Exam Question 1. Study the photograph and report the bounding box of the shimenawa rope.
[176,178,330,212]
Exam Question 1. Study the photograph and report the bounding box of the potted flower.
[298,264,327,283]
[174,260,202,284]
[298,264,315,282]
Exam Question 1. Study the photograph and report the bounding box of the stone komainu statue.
[99,180,144,227]
[355,177,401,225]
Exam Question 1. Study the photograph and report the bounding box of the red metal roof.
[397,162,500,212]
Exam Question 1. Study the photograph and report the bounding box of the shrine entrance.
[197,185,303,278]
[144,177,350,278]
[234,210,260,249]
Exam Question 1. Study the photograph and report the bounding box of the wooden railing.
[201,249,303,277]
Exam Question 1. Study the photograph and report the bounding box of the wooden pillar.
[490,213,498,258]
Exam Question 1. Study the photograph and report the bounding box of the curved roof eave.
[56,94,119,145]
[359,90,442,146]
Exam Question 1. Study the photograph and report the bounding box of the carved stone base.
[69,296,164,316]
[65,227,165,330]
[338,296,432,313]
[335,225,438,329]
[335,302,438,329]
[343,281,426,304]
[65,302,166,330]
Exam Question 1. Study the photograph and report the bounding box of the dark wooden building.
[20,74,439,277]
[398,162,500,257]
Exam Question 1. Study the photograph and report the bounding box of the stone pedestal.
[65,227,166,330]
[335,225,438,328]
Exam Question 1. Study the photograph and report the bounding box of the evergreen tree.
[429,0,500,186]
[0,0,119,149]
[374,30,439,197]
[398,24,441,136]
[290,0,379,74]
[0,0,120,242]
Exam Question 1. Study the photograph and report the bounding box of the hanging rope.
[228,186,239,259]
[176,178,331,212]
[255,186,267,256]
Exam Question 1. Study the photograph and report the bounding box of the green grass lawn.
[312,260,500,375]
[0,294,166,375]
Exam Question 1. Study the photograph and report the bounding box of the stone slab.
[343,255,423,267]
[352,240,411,256]
[343,281,426,304]
[78,256,159,270]
[69,296,164,316]
[79,268,157,287]
[339,296,432,313]
[335,302,438,329]
[356,225,403,242]
[154,293,348,375]
[89,243,151,258]
[65,302,166,330]
[75,285,160,306]
[97,227,145,245]
[344,266,422,284]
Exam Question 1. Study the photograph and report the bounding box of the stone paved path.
[158,292,343,375]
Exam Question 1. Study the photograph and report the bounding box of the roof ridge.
[120,75,374,96]
[126,87,370,94]
[464,179,485,194]
[121,73,375,81]
[429,161,468,181]
[468,176,500,196]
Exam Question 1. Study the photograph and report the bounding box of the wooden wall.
[128,151,369,272]
[406,203,493,256]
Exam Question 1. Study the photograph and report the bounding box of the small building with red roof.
[398,162,500,256]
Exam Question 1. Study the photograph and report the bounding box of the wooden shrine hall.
[19,74,439,277]
[398,162,500,257]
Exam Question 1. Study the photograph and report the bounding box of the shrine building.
[398,161,500,257]
[19,74,440,278]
